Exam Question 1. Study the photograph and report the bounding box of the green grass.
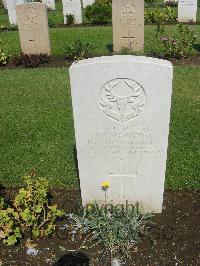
[0,68,77,188]
[0,67,199,190]
[0,5,9,25]
[0,25,200,57]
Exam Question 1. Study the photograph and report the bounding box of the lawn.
[0,25,200,57]
[0,66,199,190]
[0,2,199,191]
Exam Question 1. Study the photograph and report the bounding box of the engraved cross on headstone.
[122,36,135,49]
[108,158,136,199]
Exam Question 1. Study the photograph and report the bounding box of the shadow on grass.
[106,43,113,53]
[0,184,6,197]
[73,145,79,178]
[194,44,200,53]
[53,252,90,266]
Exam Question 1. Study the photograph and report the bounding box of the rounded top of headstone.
[70,56,173,69]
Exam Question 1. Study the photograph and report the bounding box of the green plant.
[48,18,56,27]
[0,40,9,66]
[157,24,197,58]
[145,7,176,24]
[85,2,112,24]
[67,202,153,260]
[0,197,22,245]
[0,175,64,245]
[13,175,64,237]
[8,24,18,31]
[164,0,178,7]
[64,39,93,61]
[95,0,112,5]
[0,24,7,30]
[144,0,157,7]
[12,53,49,68]
[65,13,75,25]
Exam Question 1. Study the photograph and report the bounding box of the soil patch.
[1,55,200,71]
[0,189,199,266]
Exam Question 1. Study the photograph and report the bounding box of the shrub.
[164,0,178,7]
[95,0,112,5]
[0,24,7,30]
[85,2,112,24]
[145,7,176,24]
[159,25,197,59]
[48,18,56,27]
[65,14,75,25]
[67,202,153,260]
[64,39,93,61]
[0,40,9,66]
[0,197,22,245]
[144,0,157,7]
[0,175,64,245]
[12,53,49,68]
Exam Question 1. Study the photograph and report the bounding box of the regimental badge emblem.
[99,78,146,122]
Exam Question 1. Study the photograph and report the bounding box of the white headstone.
[70,56,173,213]
[82,0,95,8]
[7,0,25,25]
[178,0,197,22]
[42,0,55,10]
[2,0,7,9]
[62,0,82,24]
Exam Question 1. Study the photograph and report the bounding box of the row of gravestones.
[15,1,145,55]
[3,0,95,25]
[2,0,197,213]
[11,0,199,55]
[3,0,198,26]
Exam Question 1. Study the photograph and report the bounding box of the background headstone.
[7,0,25,25]
[16,3,51,54]
[112,0,144,52]
[2,0,7,9]
[178,0,197,22]
[62,0,82,24]
[70,55,173,213]
[42,0,55,10]
[82,0,94,8]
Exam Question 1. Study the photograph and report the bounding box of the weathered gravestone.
[7,0,25,25]
[112,0,144,52]
[178,0,197,22]
[70,56,173,213]
[62,0,82,24]
[16,3,51,54]
[42,0,55,10]
[82,0,95,8]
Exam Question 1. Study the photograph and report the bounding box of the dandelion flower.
[102,181,110,189]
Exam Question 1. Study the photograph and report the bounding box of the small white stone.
[26,248,39,256]
[111,258,123,266]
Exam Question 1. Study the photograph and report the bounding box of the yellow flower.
[102,181,110,189]
[87,204,93,211]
